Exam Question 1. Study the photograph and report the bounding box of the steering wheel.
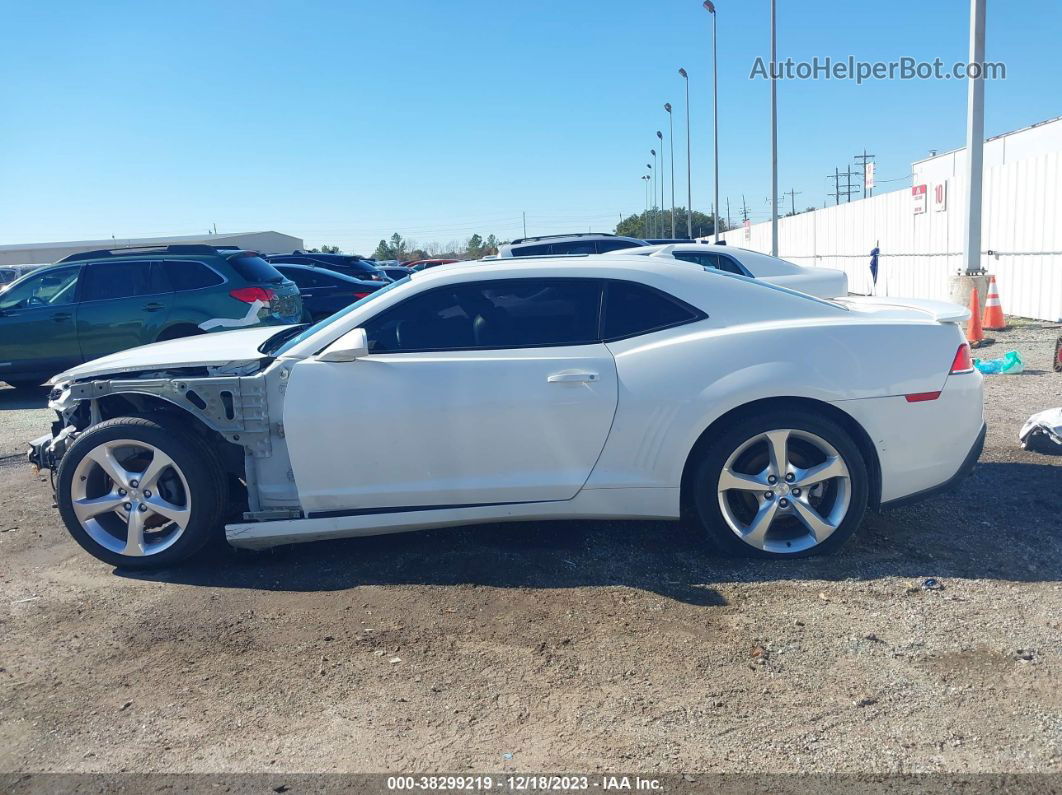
[26,296,46,307]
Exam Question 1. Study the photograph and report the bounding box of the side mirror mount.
[317,328,369,362]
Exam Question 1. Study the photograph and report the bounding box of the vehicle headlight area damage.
[27,362,304,523]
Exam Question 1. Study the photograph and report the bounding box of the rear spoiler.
[838,296,971,324]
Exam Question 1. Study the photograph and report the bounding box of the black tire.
[690,409,869,558]
[56,416,227,569]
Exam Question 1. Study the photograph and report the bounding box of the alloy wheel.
[716,428,851,554]
[69,439,192,558]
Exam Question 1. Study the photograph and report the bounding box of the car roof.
[271,262,377,284]
[504,233,647,247]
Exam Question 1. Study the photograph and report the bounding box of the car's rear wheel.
[691,410,868,557]
[56,416,226,569]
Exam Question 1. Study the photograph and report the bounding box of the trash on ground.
[973,350,1024,375]
[1019,407,1062,455]
[921,578,944,591]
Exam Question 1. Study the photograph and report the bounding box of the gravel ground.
[0,321,1059,775]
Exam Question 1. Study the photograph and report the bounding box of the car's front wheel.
[691,409,869,557]
[56,416,227,568]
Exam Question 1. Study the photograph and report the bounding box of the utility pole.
[740,194,750,223]
[657,131,665,238]
[854,149,875,199]
[522,211,527,238]
[726,197,732,231]
[828,168,841,205]
[784,189,801,216]
[769,0,778,255]
[962,0,987,276]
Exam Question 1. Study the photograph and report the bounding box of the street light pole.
[649,151,657,237]
[678,68,693,238]
[656,130,665,238]
[769,0,778,255]
[962,0,987,276]
[643,174,652,236]
[665,104,676,238]
[704,2,719,242]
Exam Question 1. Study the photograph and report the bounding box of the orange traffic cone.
[982,275,1006,330]
[966,287,984,347]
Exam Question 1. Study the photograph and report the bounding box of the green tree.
[466,233,485,259]
[615,208,723,240]
[372,233,410,261]
[307,244,341,254]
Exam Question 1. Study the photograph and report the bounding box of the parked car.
[0,245,301,389]
[497,233,647,257]
[266,252,390,283]
[271,263,384,322]
[613,244,849,299]
[0,264,39,285]
[377,265,415,281]
[405,258,460,271]
[31,255,984,569]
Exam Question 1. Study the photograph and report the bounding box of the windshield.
[263,277,409,356]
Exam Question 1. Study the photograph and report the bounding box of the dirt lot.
[0,322,1060,775]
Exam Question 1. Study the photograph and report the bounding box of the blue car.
[271,263,385,322]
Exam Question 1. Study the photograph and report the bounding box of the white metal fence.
[718,151,1062,321]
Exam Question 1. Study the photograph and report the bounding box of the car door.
[283,277,619,514]
[0,265,82,381]
[76,260,174,362]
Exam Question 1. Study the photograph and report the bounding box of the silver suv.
[498,233,647,258]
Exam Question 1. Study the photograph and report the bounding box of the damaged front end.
[27,358,303,520]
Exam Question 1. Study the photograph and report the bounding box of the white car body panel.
[284,345,618,513]
[43,256,985,552]
[614,244,849,299]
[49,326,277,383]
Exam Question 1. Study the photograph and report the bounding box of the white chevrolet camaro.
[30,257,985,568]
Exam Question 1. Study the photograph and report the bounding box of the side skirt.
[225,487,680,549]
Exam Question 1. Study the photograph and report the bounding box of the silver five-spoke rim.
[717,429,850,554]
[70,439,191,557]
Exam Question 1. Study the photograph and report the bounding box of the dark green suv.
[0,245,301,388]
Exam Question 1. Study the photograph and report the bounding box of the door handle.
[547,371,598,383]
[142,303,165,312]
[52,312,72,323]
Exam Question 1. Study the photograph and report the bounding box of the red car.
[404,258,460,271]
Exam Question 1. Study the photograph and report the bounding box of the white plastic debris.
[1019,408,1062,455]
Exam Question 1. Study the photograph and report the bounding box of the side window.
[602,280,704,341]
[674,252,746,275]
[0,266,80,310]
[512,243,550,257]
[280,268,315,288]
[551,240,595,255]
[364,279,603,353]
[79,261,159,302]
[595,239,641,254]
[163,260,225,291]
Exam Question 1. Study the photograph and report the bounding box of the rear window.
[229,255,285,284]
[602,280,704,340]
[163,260,224,291]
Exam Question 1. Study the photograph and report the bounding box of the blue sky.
[1,0,1059,254]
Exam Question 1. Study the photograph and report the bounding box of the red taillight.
[950,343,974,374]
[905,391,942,403]
[230,287,276,304]
[351,292,370,300]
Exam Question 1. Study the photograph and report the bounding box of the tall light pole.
[962,0,987,276]
[649,151,657,237]
[769,0,778,255]
[665,104,676,238]
[642,174,651,237]
[656,131,665,238]
[703,2,719,242]
[678,68,692,239]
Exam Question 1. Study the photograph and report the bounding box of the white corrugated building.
[717,116,1062,321]
[0,231,304,266]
